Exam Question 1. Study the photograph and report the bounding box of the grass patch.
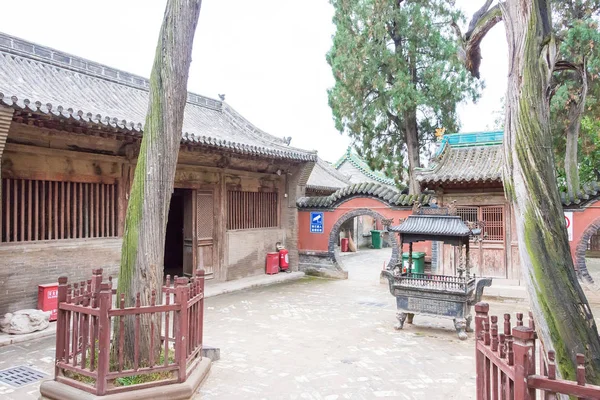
[65,345,176,387]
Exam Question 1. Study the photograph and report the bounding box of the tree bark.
[501,0,600,383]
[564,67,587,199]
[115,0,202,367]
[404,109,421,195]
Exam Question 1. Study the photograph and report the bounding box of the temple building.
[416,131,600,283]
[0,32,316,314]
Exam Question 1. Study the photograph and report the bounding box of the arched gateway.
[297,183,431,278]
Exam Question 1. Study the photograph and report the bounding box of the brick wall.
[225,229,284,280]
[0,238,121,314]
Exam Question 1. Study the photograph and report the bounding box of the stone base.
[202,345,220,361]
[39,357,211,400]
[303,266,348,279]
[299,252,348,280]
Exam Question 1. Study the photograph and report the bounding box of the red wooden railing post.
[512,326,536,400]
[54,276,68,378]
[197,269,205,355]
[475,302,489,400]
[176,277,189,383]
[91,268,103,295]
[96,282,112,396]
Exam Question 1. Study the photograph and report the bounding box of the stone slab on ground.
[0,321,56,348]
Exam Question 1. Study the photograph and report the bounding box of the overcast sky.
[0,0,508,162]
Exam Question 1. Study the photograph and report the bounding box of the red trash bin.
[38,283,59,321]
[340,238,349,252]
[266,252,279,275]
[279,249,289,271]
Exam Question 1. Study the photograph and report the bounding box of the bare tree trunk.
[115,0,202,367]
[564,67,587,198]
[501,0,600,383]
[404,110,421,195]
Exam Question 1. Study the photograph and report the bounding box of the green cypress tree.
[327,0,481,193]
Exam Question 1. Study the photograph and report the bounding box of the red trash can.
[340,238,349,252]
[279,249,289,271]
[38,283,59,321]
[266,252,279,275]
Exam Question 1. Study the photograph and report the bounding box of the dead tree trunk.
[115,0,202,367]
[564,66,587,198]
[501,0,600,383]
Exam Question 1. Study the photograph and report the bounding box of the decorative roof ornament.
[435,127,446,141]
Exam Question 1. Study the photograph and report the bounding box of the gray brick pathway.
[1,249,598,399]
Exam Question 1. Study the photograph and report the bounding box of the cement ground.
[1,249,599,399]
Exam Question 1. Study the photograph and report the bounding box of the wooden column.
[0,107,14,240]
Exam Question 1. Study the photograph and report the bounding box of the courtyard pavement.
[1,249,599,399]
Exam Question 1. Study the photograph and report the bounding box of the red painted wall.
[298,197,431,256]
[570,199,600,260]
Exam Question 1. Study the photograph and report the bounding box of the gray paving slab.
[1,249,598,400]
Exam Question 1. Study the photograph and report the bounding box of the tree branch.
[465,0,494,40]
[462,3,503,78]
[554,60,579,72]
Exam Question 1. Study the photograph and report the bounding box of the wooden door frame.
[196,187,218,279]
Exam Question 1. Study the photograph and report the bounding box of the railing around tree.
[475,302,600,399]
[54,268,205,396]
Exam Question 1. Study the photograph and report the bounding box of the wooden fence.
[475,302,600,399]
[54,268,205,396]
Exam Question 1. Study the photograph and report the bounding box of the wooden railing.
[54,268,205,396]
[475,302,600,399]
[393,272,471,292]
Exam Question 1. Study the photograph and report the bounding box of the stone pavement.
[197,249,527,400]
[0,271,305,348]
[1,249,598,399]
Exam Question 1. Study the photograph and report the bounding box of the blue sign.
[310,212,324,233]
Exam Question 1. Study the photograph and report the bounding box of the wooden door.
[183,190,194,277]
[196,191,215,279]
[479,206,506,278]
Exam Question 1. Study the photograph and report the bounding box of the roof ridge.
[0,32,317,158]
[297,182,429,208]
[0,31,222,111]
[347,153,396,185]
[316,157,351,183]
[332,146,396,185]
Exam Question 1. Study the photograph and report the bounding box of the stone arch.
[574,218,599,283]
[328,208,400,270]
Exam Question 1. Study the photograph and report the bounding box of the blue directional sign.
[310,212,324,233]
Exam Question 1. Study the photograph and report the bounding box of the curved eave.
[2,97,317,162]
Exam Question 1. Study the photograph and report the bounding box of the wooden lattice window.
[1,178,118,243]
[456,205,504,242]
[197,192,214,239]
[456,206,478,223]
[227,191,278,230]
[481,206,504,241]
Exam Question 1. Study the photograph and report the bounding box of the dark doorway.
[164,189,185,277]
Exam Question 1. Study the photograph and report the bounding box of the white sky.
[0,0,507,163]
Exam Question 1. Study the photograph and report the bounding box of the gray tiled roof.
[416,144,503,185]
[0,32,316,162]
[297,182,430,208]
[388,215,471,237]
[562,181,600,207]
[306,158,350,191]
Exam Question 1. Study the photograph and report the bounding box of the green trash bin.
[402,252,425,274]
[370,230,383,249]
